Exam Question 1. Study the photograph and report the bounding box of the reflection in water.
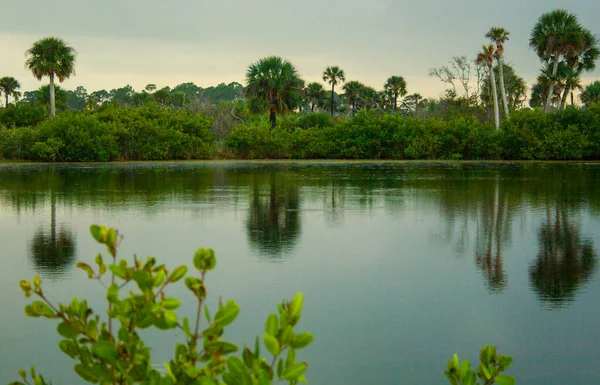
[28,192,76,278]
[246,172,301,259]
[474,177,512,293]
[529,203,597,309]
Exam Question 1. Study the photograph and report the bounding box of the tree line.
[0,9,599,132]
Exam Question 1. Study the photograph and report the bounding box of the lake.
[1,161,599,384]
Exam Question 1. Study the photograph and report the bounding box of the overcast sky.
[1,0,599,98]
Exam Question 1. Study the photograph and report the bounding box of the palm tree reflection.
[29,191,76,278]
[529,203,597,309]
[246,173,301,259]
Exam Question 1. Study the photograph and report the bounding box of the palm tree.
[559,67,583,107]
[322,66,345,116]
[342,80,365,114]
[529,10,585,112]
[25,37,76,116]
[476,45,500,130]
[383,76,408,110]
[486,27,510,119]
[559,28,599,109]
[0,76,21,106]
[305,82,325,112]
[580,81,600,107]
[404,93,423,114]
[245,56,304,128]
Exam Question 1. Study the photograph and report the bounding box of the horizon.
[1,1,600,100]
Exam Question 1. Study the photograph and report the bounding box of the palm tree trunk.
[49,73,56,116]
[498,59,510,120]
[4,94,8,108]
[570,92,574,106]
[269,104,276,129]
[394,93,398,110]
[559,86,570,109]
[545,52,559,112]
[330,84,335,117]
[489,66,500,130]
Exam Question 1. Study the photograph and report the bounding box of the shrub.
[13,225,314,385]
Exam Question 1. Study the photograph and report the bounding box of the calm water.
[1,161,599,384]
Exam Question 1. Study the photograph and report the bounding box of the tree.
[66,86,88,111]
[144,83,156,93]
[0,76,21,106]
[404,93,424,114]
[476,45,500,130]
[342,80,365,114]
[384,76,408,110]
[481,64,527,110]
[529,9,585,112]
[245,56,304,128]
[580,81,600,107]
[304,82,326,112]
[25,37,76,116]
[486,27,511,119]
[559,28,599,109]
[429,56,482,104]
[33,85,68,111]
[322,66,346,116]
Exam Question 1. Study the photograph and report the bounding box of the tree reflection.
[475,177,511,293]
[529,204,597,309]
[246,173,301,259]
[29,192,76,277]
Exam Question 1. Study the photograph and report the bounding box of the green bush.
[14,225,314,385]
[0,104,48,128]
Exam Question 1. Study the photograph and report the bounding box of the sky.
[1,0,599,98]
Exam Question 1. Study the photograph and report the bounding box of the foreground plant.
[445,345,515,385]
[13,225,313,385]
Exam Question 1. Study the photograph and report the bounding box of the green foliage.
[0,105,215,161]
[0,103,47,128]
[12,224,313,385]
[445,345,515,385]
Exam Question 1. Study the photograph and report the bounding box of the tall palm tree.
[486,27,510,119]
[245,56,304,128]
[529,9,585,112]
[342,80,365,114]
[0,76,21,106]
[580,81,600,107]
[25,37,76,117]
[559,67,583,107]
[322,66,345,116]
[559,28,599,109]
[476,45,500,130]
[305,82,325,112]
[383,75,408,110]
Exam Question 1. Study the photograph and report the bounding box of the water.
[1,161,599,384]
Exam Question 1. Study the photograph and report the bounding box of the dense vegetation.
[1,103,599,161]
[0,8,598,162]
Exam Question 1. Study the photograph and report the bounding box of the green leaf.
[289,293,303,321]
[75,364,97,382]
[226,356,252,385]
[109,264,128,279]
[162,298,181,310]
[106,283,119,303]
[57,322,78,339]
[90,225,104,244]
[167,266,187,283]
[277,358,284,378]
[292,332,314,349]
[58,340,78,358]
[495,375,516,385]
[286,347,296,367]
[92,341,118,360]
[282,326,294,345]
[193,248,217,271]
[204,304,212,324]
[214,300,240,327]
[76,262,95,278]
[282,362,307,381]
[264,332,280,356]
[132,271,152,290]
[265,313,278,336]
[31,301,56,318]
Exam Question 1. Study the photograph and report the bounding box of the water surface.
[1,161,599,384]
